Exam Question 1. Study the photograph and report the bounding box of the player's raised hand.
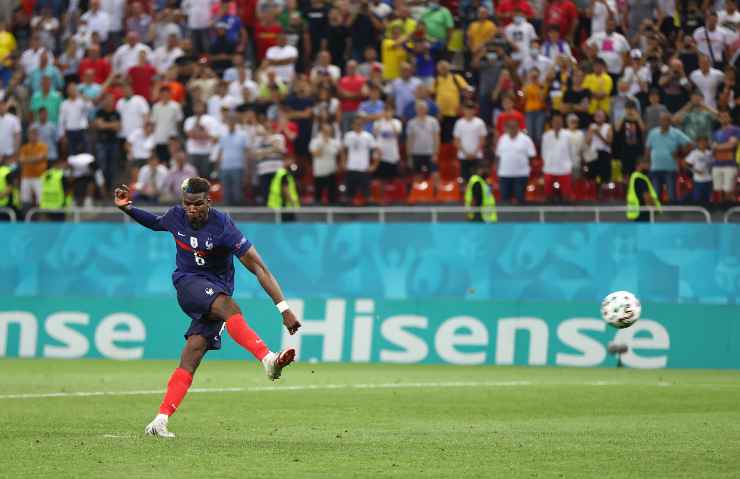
[114,184,132,208]
[282,309,301,335]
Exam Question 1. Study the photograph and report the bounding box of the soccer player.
[113,177,302,438]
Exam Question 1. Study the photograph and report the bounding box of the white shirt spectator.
[20,48,54,75]
[588,123,612,154]
[685,147,713,182]
[100,0,126,33]
[453,116,487,159]
[207,94,239,122]
[112,42,153,75]
[183,0,215,29]
[587,31,630,74]
[152,45,183,75]
[406,116,440,155]
[504,20,537,59]
[621,64,652,96]
[590,0,616,34]
[309,135,341,176]
[0,113,21,155]
[310,64,341,83]
[517,53,554,82]
[255,133,286,176]
[127,128,156,159]
[690,68,725,109]
[568,128,586,173]
[58,97,89,133]
[693,25,736,62]
[80,9,111,41]
[343,130,377,172]
[184,115,220,155]
[265,44,299,83]
[116,94,150,139]
[496,131,536,177]
[542,129,574,175]
[227,79,259,106]
[135,162,169,191]
[373,118,402,163]
[719,9,740,32]
[150,100,183,145]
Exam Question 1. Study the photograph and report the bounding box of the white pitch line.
[0,380,531,400]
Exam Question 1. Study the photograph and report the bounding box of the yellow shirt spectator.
[0,30,16,65]
[381,37,408,81]
[20,142,49,179]
[434,73,470,117]
[582,72,613,114]
[523,82,546,112]
[467,19,496,53]
[386,18,417,39]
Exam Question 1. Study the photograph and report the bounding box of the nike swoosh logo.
[177,232,186,237]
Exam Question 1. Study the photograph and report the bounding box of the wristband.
[276,301,290,313]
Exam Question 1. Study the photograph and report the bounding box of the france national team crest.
[190,237,198,249]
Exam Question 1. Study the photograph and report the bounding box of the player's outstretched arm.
[114,184,167,231]
[239,246,301,335]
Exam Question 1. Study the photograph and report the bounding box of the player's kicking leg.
[210,294,296,380]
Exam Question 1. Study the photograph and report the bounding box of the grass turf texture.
[1,360,739,478]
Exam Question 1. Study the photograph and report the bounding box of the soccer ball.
[601,291,641,329]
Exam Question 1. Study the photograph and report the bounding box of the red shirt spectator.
[496,0,535,26]
[254,18,282,63]
[496,110,526,136]
[78,48,112,84]
[337,64,366,113]
[236,0,258,28]
[272,117,299,156]
[544,0,578,38]
[128,62,157,101]
[104,83,126,104]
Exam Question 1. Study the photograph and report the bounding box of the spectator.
[116,82,150,147]
[31,107,58,164]
[644,88,670,133]
[585,109,613,186]
[80,0,111,44]
[309,121,341,204]
[349,0,381,62]
[566,113,586,178]
[217,112,249,205]
[337,60,366,133]
[126,120,156,170]
[372,103,403,186]
[78,43,111,84]
[30,75,63,124]
[218,1,247,53]
[504,9,538,61]
[0,21,16,67]
[358,46,383,79]
[522,67,547,148]
[184,0,214,55]
[381,24,409,82]
[59,83,89,155]
[152,33,183,76]
[19,124,46,207]
[613,100,645,178]
[434,61,471,143]
[184,101,220,178]
[26,51,63,94]
[305,0,329,59]
[409,39,437,86]
[542,24,573,63]
[391,62,422,117]
[128,50,157,102]
[693,11,734,68]
[454,102,487,182]
[134,154,169,203]
[20,34,54,76]
[612,80,642,126]
[406,100,441,176]
[495,93,526,143]
[542,112,574,201]
[150,86,184,163]
[588,0,616,35]
[310,51,341,86]
[209,22,238,76]
[645,112,693,202]
[278,0,309,72]
[402,83,439,121]
[621,49,651,99]
[112,31,152,76]
[357,84,384,132]
[312,86,341,133]
[560,68,591,128]
[684,135,713,204]
[342,116,378,204]
[689,54,725,110]
[126,2,152,41]
[545,0,578,40]
[673,90,717,142]
[102,0,126,49]
[719,0,740,32]
[712,110,740,203]
[587,17,630,85]
[325,8,350,71]
[283,76,315,164]
[497,0,535,27]
[659,57,691,113]
[420,1,454,60]
[467,6,497,56]
[253,120,288,203]
[162,150,198,202]
[582,58,612,115]
[93,94,121,192]
[496,118,536,204]
[227,67,259,108]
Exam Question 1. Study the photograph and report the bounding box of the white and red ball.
[601,291,641,329]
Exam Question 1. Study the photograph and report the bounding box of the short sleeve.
[221,215,252,257]
[526,136,536,156]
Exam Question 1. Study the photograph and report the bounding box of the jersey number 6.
[194,254,206,266]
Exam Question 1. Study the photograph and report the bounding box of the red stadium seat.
[384,179,407,204]
[407,179,435,204]
[435,179,462,203]
[370,180,384,205]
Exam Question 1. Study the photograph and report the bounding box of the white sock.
[156,413,169,422]
[261,351,275,367]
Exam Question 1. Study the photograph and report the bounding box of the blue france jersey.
[155,206,252,294]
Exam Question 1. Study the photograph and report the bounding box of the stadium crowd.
[0,0,739,215]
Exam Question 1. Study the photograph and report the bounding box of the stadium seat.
[209,181,223,204]
[384,179,407,204]
[370,180,384,205]
[435,179,462,203]
[407,179,435,204]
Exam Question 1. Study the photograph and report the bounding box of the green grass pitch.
[1,360,739,478]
